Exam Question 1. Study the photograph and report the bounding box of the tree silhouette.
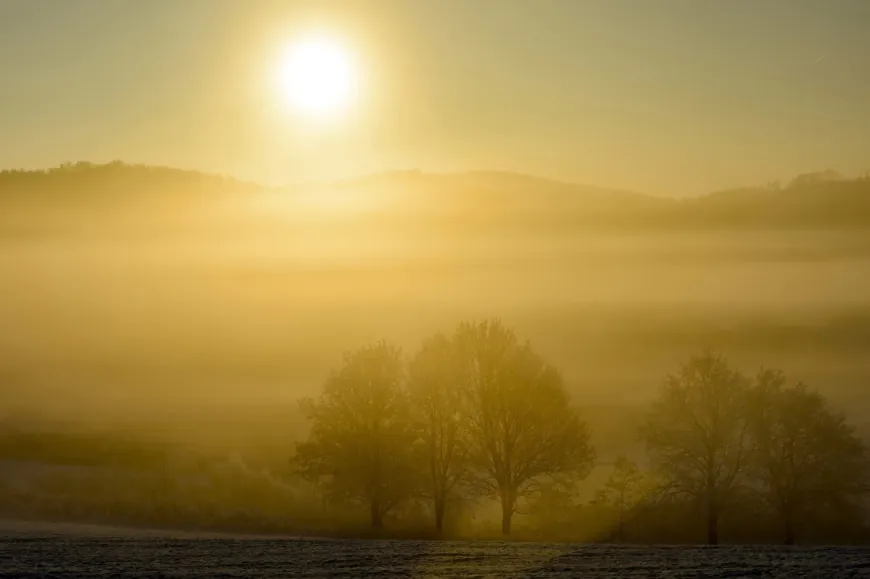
[408,333,473,533]
[594,456,648,542]
[454,319,594,536]
[293,341,418,529]
[525,481,580,539]
[641,351,751,545]
[749,369,869,544]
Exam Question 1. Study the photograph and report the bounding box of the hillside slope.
[3,163,870,234]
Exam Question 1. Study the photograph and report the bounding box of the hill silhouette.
[2,162,870,236]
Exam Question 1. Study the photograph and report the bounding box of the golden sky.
[1,0,869,196]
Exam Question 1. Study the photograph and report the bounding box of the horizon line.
[0,160,857,201]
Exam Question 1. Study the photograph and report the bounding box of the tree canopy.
[294,320,594,535]
[641,351,751,545]
[749,370,869,544]
[293,341,418,528]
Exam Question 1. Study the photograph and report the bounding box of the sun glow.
[276,33,358,120]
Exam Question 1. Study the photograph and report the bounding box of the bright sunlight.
[276,33,358,120]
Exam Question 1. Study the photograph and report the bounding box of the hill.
[3,163,870,234]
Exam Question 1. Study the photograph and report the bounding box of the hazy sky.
[1,0,869,196]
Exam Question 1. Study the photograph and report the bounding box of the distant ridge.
[2,161,870,230]
[0,161,260,192]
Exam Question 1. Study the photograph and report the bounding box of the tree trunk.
[434,496,445,534]
[500,488,514,536]
[706,505,719,545]
[705,466,719,545]
[371,500,383,529]
[783,509,795,545]
[501,503,513,537]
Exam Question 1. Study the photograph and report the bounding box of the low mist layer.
[1,163,869,542]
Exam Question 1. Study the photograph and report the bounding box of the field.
[2,520,869,578]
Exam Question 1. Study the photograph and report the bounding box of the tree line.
[293,319,869,544]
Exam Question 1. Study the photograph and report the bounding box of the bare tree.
[293,341,418,529]
[525,481,580,539]
[594,456,648,542]
[749,369,869,544]
[408,333,473,533]
[455,319,595,536]
[641,351,751,545]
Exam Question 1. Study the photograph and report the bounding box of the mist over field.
[2,164,870,545]
[3,166,870,421]
[6,3,870,577]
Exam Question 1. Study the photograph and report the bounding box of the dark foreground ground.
[2,521,870,578]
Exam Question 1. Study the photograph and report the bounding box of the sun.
[276,33,358,120]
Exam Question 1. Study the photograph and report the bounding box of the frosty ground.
[1,520,869,578]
